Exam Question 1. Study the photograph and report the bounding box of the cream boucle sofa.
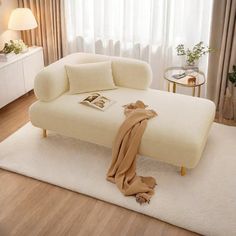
[30,53,215,175]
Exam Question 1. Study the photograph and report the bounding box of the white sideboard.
[0,47,44,109]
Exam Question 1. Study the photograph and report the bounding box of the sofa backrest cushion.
[34,53,152,102]
[65,61,116,94]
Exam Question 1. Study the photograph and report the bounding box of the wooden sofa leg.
[43,129,47,138]
[180,166,186,176]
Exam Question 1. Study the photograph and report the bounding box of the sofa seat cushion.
[30,87,215,168]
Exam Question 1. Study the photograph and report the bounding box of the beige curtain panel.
[18,0,66,65]
[207,0,236,120]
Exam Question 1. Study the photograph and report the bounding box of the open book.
[80,93,115,111]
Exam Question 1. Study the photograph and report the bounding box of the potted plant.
[0,39,28,62]
[176,41,212,70]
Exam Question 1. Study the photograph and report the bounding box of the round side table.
[164,67,205,97]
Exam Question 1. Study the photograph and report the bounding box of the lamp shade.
[8,8,38,31]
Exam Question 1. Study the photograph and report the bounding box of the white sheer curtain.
[63,0,213,92]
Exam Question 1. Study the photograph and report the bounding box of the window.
[64,0,213,91]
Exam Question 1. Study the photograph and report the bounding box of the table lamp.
[8,8,37,39]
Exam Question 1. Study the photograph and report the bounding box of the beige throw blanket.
[107,100,157,204]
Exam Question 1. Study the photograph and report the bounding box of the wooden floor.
[2,91,230,236]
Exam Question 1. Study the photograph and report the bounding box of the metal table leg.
[173,83,176,93]
[198,86,201,97]
[192,87,195,96]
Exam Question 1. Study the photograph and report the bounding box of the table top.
[164,67,205,87]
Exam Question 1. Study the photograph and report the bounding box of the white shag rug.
[0,123,236,236]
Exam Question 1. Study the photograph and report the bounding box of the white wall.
[0,0,20,49]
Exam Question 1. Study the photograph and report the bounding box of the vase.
[0,52,16,62]
[181,56,199,71]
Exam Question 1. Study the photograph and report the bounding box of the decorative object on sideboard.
[0,52,15,62]
[0,40,27,62]
[176,42,212,70]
